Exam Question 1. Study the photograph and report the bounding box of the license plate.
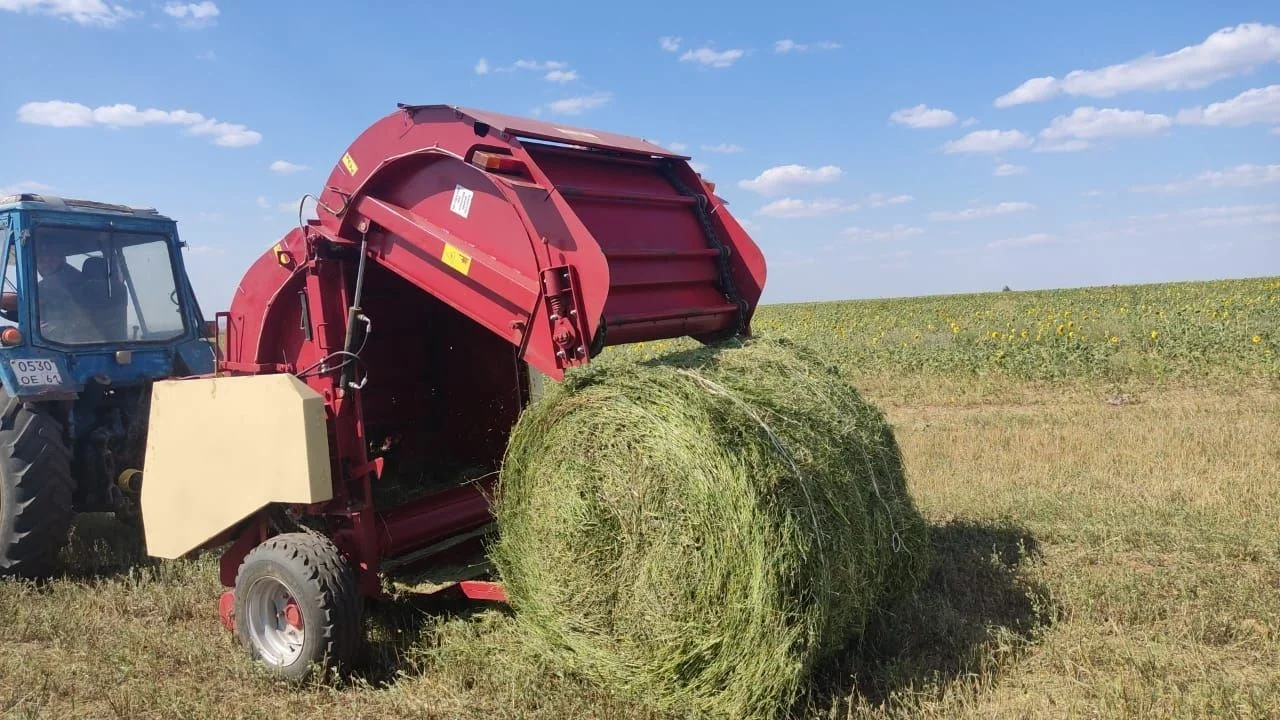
[9,359,63,387]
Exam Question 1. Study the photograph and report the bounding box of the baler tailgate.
[526,143,755,347]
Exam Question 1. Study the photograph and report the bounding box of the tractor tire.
[0,391,74,579]
[233,532,363,682]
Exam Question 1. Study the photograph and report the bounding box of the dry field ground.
[1,278,1277,719]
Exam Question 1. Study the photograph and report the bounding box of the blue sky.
[1,0,1277,311]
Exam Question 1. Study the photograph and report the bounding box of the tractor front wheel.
[233,532,363,682]
[0,392,74,578]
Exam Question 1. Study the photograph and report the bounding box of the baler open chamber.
[140,104,766,679]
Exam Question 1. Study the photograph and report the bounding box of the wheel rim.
[244,576,305,667]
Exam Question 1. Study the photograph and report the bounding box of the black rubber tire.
[0,391,74,579]
[233,532,363,682]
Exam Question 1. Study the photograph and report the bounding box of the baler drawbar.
[139,104,766,679]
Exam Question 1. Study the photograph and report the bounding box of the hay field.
[1,276,1277,719]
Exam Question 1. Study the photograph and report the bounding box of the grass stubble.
[1,280,1277,719]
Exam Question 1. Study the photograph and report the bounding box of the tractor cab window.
[33,226,186,345]
[0,234,17,328]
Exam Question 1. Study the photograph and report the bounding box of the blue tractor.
[0,193,215,578]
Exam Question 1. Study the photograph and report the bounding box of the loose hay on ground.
[491,337,930,719]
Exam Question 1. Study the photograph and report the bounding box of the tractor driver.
[34,248,95,341]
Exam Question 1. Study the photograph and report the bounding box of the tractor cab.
[0,193,215,399]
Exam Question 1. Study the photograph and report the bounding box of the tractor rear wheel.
[0,391,74,579]
[233,532,363,682]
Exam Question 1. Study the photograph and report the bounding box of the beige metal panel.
[140,373,333,559]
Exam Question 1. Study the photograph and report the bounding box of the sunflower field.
[621,276,1279,381]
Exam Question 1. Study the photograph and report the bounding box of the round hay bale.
[491,337,929,719]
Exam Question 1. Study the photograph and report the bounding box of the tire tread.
[234,531,362,680]
[0,390,74,578]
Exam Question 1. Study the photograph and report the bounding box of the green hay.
[491,336,930,719]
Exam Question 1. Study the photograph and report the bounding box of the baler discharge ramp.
[140,104,766,679]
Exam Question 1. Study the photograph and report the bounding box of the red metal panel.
[218,591,236,631]
[524,144,753,345]
[426,104,687,159]
[458,581,508,602]
[375,482,492,559]
[354,196,538,344]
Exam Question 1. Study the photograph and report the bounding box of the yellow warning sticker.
[341,152,359,176]
[441,243,472,276]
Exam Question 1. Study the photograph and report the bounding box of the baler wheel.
[0,391,74,579]
[233,532,362,682]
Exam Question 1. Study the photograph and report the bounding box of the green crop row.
[613,276,1280,382]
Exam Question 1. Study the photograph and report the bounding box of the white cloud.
[0,0,135,27]
[993,76,1059,108]
[1135,163,1280,192]
[659,36,681,52]
[187,118,261,147]
[701,142,744,153]
[774,39,841,53]
[987,233,1054,250]
[931,201,1035,221]
[679,47,745,68]
[689,161,709,174]
[1038,107,1172,143]
[512,59,567,71]
[863,193,913,208]
[481,58,577,82]
[255,196,270,209]
[0,180,54,196]
[1176,84,1280,127]
[18,100,261,147]
[162,1,218,28]
[890,103,962,128]
[1033,139,1091,153]
[961,117,979,127]
[1273,126,1280,135]
[545,69,578,83]
[737,164,844,195]
[668,142,688,152]
[757,192,911,218]
[995,23,1280,107]
[546,92,611,115]
[994,163,1027,176]
[17,100,92,127]
[185,244,225,257]
[1182,204,1280,227]
[890,104,958,128]
[1119,205,1280,233]
[194,211,222,223]
[759,198,855,218]
[269,160,308,175]
[843,224,924,242]
[942,129,1033,154]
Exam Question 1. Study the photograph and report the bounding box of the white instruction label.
[450,185,474,219]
